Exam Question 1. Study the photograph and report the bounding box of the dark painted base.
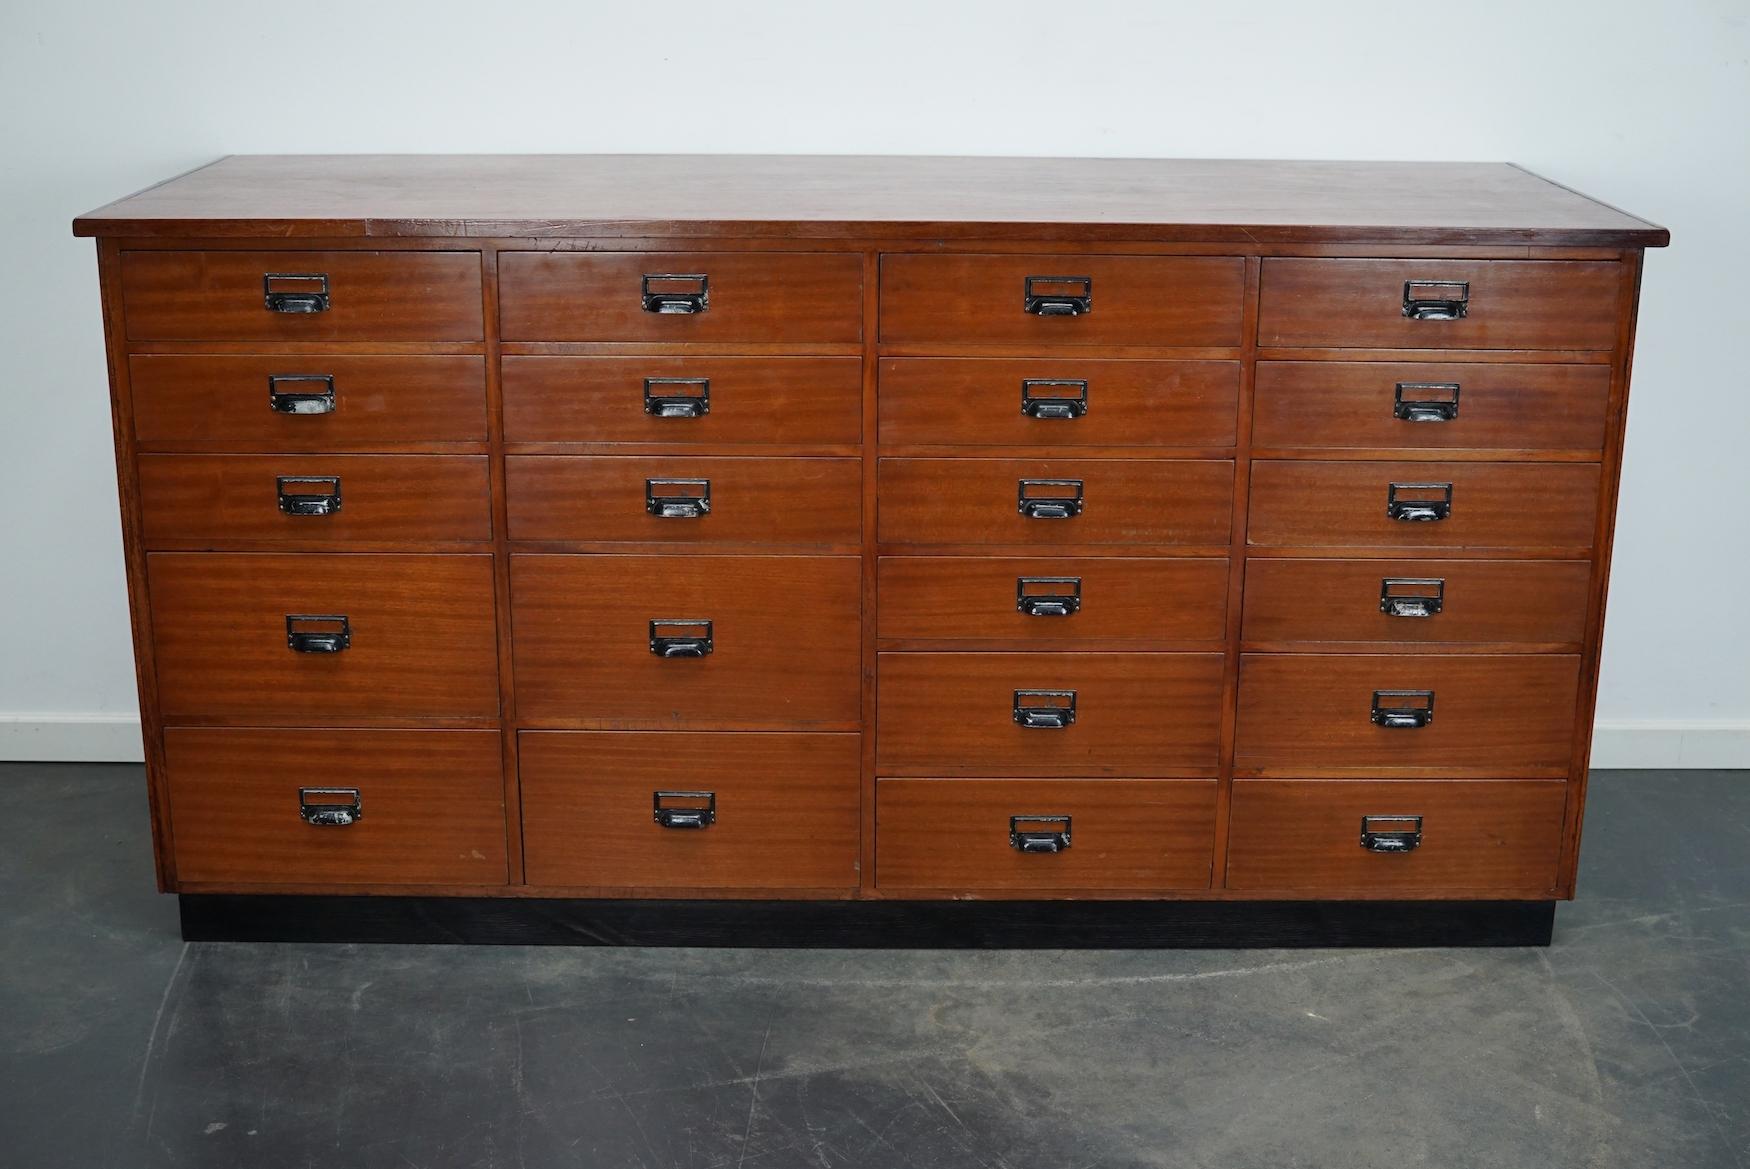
[179,895,1557,948]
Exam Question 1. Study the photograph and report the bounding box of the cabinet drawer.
[876,778,1216,892]
[507,455,859,545]
[1234,654,1581,776]
[1225,779,1566,896]
[519,731,859,890]
[1247,460,1599,551]
[879,458,1232,547]
[499,252,862,343]
[1258,259,1621,351]
[148,553,501,721]
[1252,362,1611,453]
[880,255,1245,347]
[139,454,492,547]
[165,728,506,887]
[120,250,483,342]
[512,554,860,728]
[1242,559,1592,647]
[878,556,1228,643]
[130,355,488,449]
[503,356,861,444]
[877,652,1224,776]
[878,359,1239,447]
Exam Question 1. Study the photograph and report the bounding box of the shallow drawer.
[1225,779,1566,895]
[507,455,860,545]
[1234,653,1581,776]
[139,454,492,547]
[877,652,1224,776]
[1242,559,1592,647]
[879,458,1232,547]
[880,255,1245,347]
[1252,361,1611,453]
[876,778,1216,892]
[1258,259,1621,351]
[165,728,506,887]
[1247,460,1599,551]
[499,252,862,343]
[502,356,862,444]
[130,355,488,449]
[512,554,860,728]
[878,359,1239,447]
[878,556,1228,643]
[121,250,483,342]
[519,731,859,890]
[148,553,501,721]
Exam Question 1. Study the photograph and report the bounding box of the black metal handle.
[286,614,350,654]
[1017,576,1082,618]
[276,475,342,516]
[299,787,361,827]
[649,619,713,658]
[1361,814,1423,853]
[1013,689,1076,729]
[1380,577,1445,619]
[263,273,330,314]
[1023,275,1092,317]
[646,478,711,519]
[1386,482,1452,523]
[268,374,337,416]
[1394,382,1461,423]
[1018,478,1084,520]
[1402,280,1469,321]
[1020,379,1089,419]
[1010,815,1072,853]
[644,377,710,418]
[653,790,716,829]
[642,273,709,315]
[1371,689,1435,729]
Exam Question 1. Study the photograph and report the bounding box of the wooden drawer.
[1247,460,1599,551]
[1258,259,1621,351]
[877,652,1224,776]
[878,359,1239,447]
[880,254,1245,347]
[1242,559,1593,647]
[511,554,860,728]
[498,251,862,343]
[1252,361,1611,453]
[148,553,500,721]
[139,454,492,547]
[876,778,1216,892]
[1225,779,1567,896]
[1234,653,1581,776]
[120,250,483,342]
[164,728,506,887]
[506,455,859,545]
[130,355,488,450]
[878,556,1228,643]
[502,356,861,444]
[519,731,859,890]
[879,458,1232,547]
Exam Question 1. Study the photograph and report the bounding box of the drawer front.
[877,652,1224,776]
[121,250,483,342]
[139,455,492,547]
[1247,461,1599,551]
[148,553,501,720]
[880,255,1246,347]
[878,359,1239,447]
[878,556,1228,643]
[1243,559,1593,647]
[512,554,860,728]
[519,731,859,890]
[499,252,862,343]
[131,355,488,449]
[165,728,506,887]
[1258,259,1621,351]
[1226,779,1566,895]
[502,356,862,445]
[1252,361,1611,453]
[1234,654,1581,775]
[876,778,1216,892]
[507,455,860,545]
[879,458,1233,547]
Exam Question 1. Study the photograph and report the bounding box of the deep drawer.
[519,731,860,890]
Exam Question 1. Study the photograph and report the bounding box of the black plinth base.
[179,895,1556,948]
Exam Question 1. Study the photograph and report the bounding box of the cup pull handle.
[1023,275,1092,317]
[653,790,716,829]
[263,273,330,314]
[1379,578,1445,619]
[649,619,713,658]
[276,475,342,516]
[1020,379,1089,419]
[1361,815,1423,853]
[1017,576,1082,618]
[1393,382,1461,423]
[642,273,708,315]
[286,614,350,654]
[1386,482,1452,523]
[1013,689,1076,729]
[643,377,710,418]
[1371,689,1435,729]
[645,478,711,519]
[1010,815,1072,853]
[299,787,361,826]
[1402,280,1469,321]
[268,374,337,415]
[1017,478,1084,520]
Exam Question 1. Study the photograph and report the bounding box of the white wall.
[2,0,1746,765]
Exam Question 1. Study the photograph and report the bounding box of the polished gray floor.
[1,765,1746,1169]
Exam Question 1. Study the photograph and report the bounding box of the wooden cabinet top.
[74,155,1668,247]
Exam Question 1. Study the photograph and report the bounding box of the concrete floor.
[1,766,1746,1169]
